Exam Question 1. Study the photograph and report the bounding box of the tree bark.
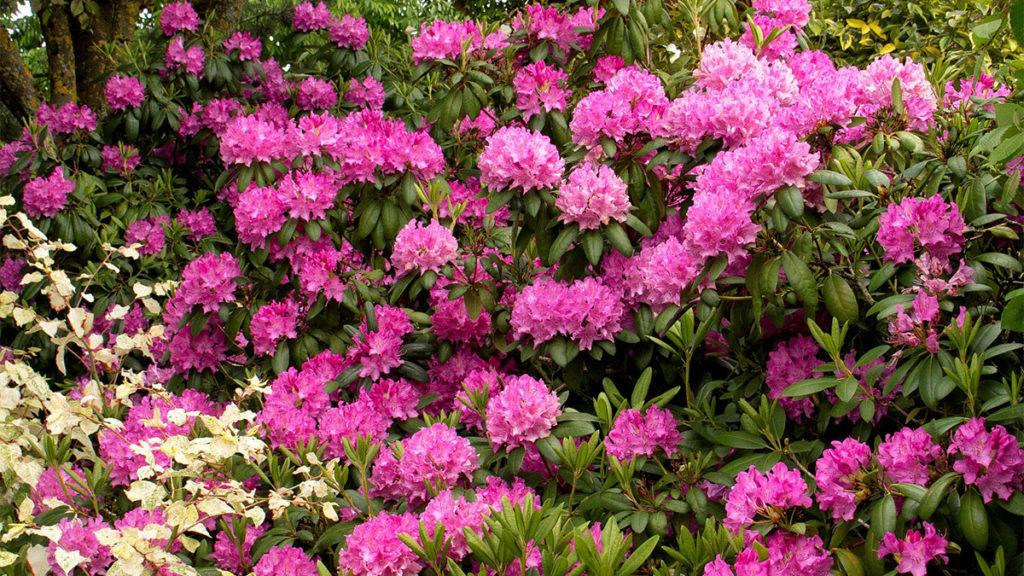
[72,0,144,111]
[33,0,78,104]
[195,0,245,35]
[0,23,39,119]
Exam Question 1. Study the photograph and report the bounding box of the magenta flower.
[392,219,459,275]
[104,74,145,111]
[224,31,262,61]
[479,126,564,192]
[337,512,422,576]
[555,162,631,230]
[160,1,199,36]
[165,36,205,76]
[949,417,1024,502]
[371,423,478,505]
[514,61,570,120]
[254,545,317,576]
[724,462,812,532]
[212,520,267,573]
[486,374,561,451]
[47,517,113,576]
[293,1,332,32]
[877,523,949,576]
[604,406,681,461]
[296,77,338,111]
[329,14,369,50]
[250,299,301,356]
[765,335,822,421]
[878,427,942,485]
[878,195,966,267]
[23,167,75,218]
[814,438,872,521]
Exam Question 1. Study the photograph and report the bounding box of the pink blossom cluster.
[479,126,564,192]
[98,389,220,485]
[33,465,87,513]
[604,406,681,461]
[104,74,145,111]
[814,438,872,521]
[250,298,301,356]
[513,4,603,54]
[346,305,413,380]
[878,195,966,267]
[47,517,113,576]
[160,1,200,36]
[706,532,832,576]
[125,215,170,255]
[165,36,206,76]
[510,277,623,349]
[410,20,506,65]
[337,512,422,576]
[845,55,937,139]
[555,162,631,230]
[37,102,97,134]
[254,545,317,576]
[296,77,338,110]
[877,427,943,485]
[101,144,141,175]
[514,61,569,120]
[944,73,1011,113]
[211,519,266,573]
[346,77,385,109]
[485,374,561,450]
[430,279,492,345]
[224,31,262,61]
[877,523,949,576]
[570,66,669,148]
[948,417,1024,502]
[724,462,812,532]
[371,422,478,505]
[391,219,459,275]
[765,335,821,420]
[22,167,75,218]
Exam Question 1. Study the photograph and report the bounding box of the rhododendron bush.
[0,0,1023,575]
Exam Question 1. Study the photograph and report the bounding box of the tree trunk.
[0,24,39,119]
[72,0,144,111]
[33,0,77,104]
[195,0,245,35]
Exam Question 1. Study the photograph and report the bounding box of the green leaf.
[836,377,858,403]
[548,226,579,264]
[781,251,818,311]
[605,222,633,257]
[783,377,837,397]
[990,132,1024,164]
[1012,0,1024,45]
[582,230,604,265]
[960,490,989,550]
[612,0,630,15]
[715,431,768,450]
[833,548,865,576]
[823,275,859,323]
[630,368,652,409]
[808,170,853,187]
[617,535,659,576]
[871,494,897,540]
[776,186,804,218]
[976,252,1023,273]
[918,472,959,520]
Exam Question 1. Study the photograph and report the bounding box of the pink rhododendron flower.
[765,335,821,421]
[593,55,625,83]
[877,427,942,485]
[511,277,623,349]
[486,374,561,450]
[101,144,141,175]
[514,61,570,120]
[411,20,484,64]
[125,215,169,255]
[604,406,681,461]
[392,219,459,275]
[878,195,966,267]
[338,512,422,576]
[364,378,420,420]
[319,396,393,459]
[234,184,288,246]
[371,423,478,504]
[555,162,631,230]
[570,67,669,147]
[346,76,385,109]
[33,465,86,513]
[454,108,498,139]
[948,417,1024,502]
[175,252,242,313]
[165,36,205,76]
[293,1,332,31]
[212,520,267,573]
[877,523,949,576]
[251,299,301,356]
[160,1,199,36]
[47,517,113,576]
[347,305,413,380]
[944,73,1011,112]
[37,102,97,134]
[296,77,338,110]
[23,167,75,218]
[420,490,490,561]
[329,14,369,50]
[254,545,317,576]
[104,74,145,111]
[224,31,262,61]
[219,114,295,166]
[0,257,25,293]
[814,438,872,521]
[479,126,564,192]
[176,207,216,240]
[724,462,812,532]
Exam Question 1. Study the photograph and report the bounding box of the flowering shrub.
[0,1,1021,575]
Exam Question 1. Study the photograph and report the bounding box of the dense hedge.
[0,1,1022,575]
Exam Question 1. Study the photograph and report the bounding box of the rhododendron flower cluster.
[877,427,942,485]
[514,61,570,120]
[104,74,146,111]
[877,523,949,576]
[485,374,561,450]
[22,167,75,218]
[724,462,812,532]
[372,423,478,504]
[604,406,681,461]
[878,195,966,267]
[555,162,631,230]
[337,512,422,576]
[948,418,1024,502]
[814,438,872,521]
[511,277,623,349]
[479,126,564,192]
[391,219,459,275]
